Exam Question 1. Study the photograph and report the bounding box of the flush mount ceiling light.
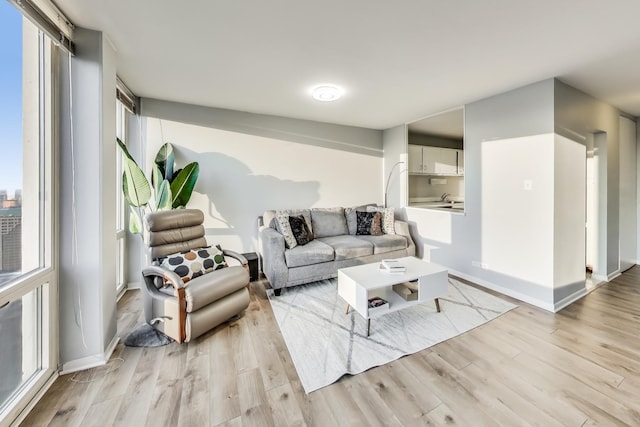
[311,84,344,102]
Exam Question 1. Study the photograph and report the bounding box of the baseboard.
[448,269,556,312]
[553,287,588,312]
[60,334,120,375]
[607,270,621,281]
[592,269,622,283]
[127,280,142,290]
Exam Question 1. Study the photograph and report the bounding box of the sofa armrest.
[258,225,289,289]
[394,220,416,257]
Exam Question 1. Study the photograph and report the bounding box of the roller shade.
[116,77,137,114]
[8,0,75,53]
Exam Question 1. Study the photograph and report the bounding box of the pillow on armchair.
[159,245,227,284]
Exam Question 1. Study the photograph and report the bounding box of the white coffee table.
[337,256,448,336]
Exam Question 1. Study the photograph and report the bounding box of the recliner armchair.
[141,209,250,343]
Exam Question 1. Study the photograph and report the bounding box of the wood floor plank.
[209,326,241,426]
[177,352,210,427]
[340,374,403,427]
[21,268,640,427]
[266,382,307,427]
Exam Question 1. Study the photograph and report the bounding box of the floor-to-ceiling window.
[115,98,127,295]
[0,3,58,424]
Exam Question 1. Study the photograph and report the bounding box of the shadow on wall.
[178,147,319,252]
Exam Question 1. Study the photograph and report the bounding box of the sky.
[0,2,22,198]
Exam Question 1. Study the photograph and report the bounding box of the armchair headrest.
[145,209,207,260]
[146,209,204,232]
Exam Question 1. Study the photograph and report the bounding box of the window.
[115,98,127,294]
[0,3,57,424]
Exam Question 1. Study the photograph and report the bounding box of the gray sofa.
[258,206,416,294]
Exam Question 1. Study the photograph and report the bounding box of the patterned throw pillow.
[160,246,227,284]
[288,214,313,246]
[367,206,396,234]
[275,214,298,249]
[345,205,369,235]
[356,211,383,236]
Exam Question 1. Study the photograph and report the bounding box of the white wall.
[382,125,408,209]
[402,78,632,311]
[139,101,383,254]
[555,80,622,279]
[481,134,555,291]
[553,134,587,307]
[58,28,118,372]
[619,116,637,270]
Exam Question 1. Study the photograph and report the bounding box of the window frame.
[0,21,59,426]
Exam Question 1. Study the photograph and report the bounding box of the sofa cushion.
[284,240,334,268]
[311,208,348,238]
[355,235,408,254]
[317,235,374,260]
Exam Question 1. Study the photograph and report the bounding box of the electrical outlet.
[523,179,533,190]
[472,261,489,269]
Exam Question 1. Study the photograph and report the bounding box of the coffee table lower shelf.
[337,257,449,337]
[344,291,441,336]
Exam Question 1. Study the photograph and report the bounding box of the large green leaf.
[151,164,163,197]
[116,137,135,162]
[154,143,174,182]
[155,179,173,210]
[170,162,199,208]
[122,157,151,207]
[129,206,142,234]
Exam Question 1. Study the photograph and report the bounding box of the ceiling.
[56,0,640,130]
[408,108,463,139]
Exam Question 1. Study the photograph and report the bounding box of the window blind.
[9,0,75,53]
[116,77,137,114]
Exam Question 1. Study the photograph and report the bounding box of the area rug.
[268,277,516,393]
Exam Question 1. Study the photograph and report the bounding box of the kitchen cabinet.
[408,144,423,174]
[456,149,464,175]
[408,144,462,175]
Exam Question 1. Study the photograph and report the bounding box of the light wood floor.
[22,267,640,426]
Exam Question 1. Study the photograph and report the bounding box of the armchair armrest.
[142,265,185,290]
[223,249,248,267]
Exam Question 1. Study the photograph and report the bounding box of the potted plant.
[117,139,199,234]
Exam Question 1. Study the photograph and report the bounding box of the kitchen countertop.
[408,197,465,212]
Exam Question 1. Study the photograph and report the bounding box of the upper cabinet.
[409,145,462,176]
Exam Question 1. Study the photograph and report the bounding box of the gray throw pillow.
[275,214,298,249]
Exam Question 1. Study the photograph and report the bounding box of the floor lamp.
[384,161,404,208]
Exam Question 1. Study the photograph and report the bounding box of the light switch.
[523,179,533,190]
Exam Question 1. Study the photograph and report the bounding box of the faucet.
[440,193,451,202]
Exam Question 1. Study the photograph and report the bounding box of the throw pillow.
[356,211,383,236]
[345,205,369,235]
[366,206,396,234]
[288,214,313,246]
[159,245,227,284]
[275,214,298,249]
